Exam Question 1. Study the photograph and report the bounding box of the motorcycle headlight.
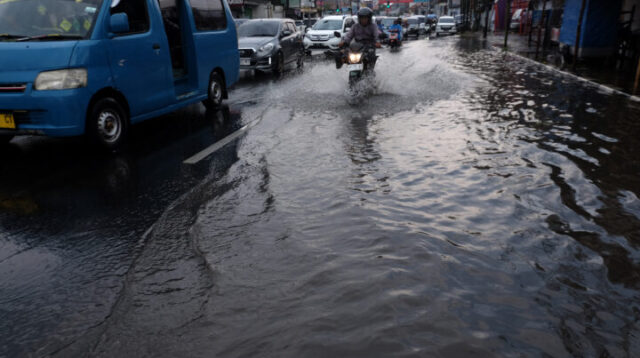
[348,53,362,64]
[258,43,275,55]
[34,68,87,91]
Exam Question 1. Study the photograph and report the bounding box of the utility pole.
[503,0,510,48]
[483,0,490,38]
[573,0,587,71]
[535,0,547,57]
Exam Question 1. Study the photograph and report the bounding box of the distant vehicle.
[238,19,304,74]
[417,15,427,35]
[510,9,527,31]
[303,18,319,29]
[435,16,457,36]
[234,18,250,28]
[454,15,463,27]
[304,15,355,53]
[379,17,395,41]
[0,0,239,149]
[294,20,306,33]
[406,16,421,38]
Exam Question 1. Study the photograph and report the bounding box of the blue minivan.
[0,0,239,149]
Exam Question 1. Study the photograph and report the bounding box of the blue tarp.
[559,0,623,50]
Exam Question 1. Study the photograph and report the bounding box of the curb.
[490,45,640,103]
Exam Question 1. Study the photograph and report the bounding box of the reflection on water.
[3,38,640,357]
[0,105,242,357]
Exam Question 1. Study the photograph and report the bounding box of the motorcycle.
[388,30,401,50]
[328,32,378,89]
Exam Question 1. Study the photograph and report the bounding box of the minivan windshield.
[0,0,103,40]
[312,19,343,31]
[439,17,454,24]
[238,21,280,37]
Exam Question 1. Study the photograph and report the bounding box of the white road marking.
[184,122,253,165]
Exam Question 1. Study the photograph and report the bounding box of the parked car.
[0,0,239,149]
[510,8,527,31]
[435,16,457,36]
[304,15,355,53]
[238,19,304,74]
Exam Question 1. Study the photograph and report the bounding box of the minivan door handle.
[152,43,161,50]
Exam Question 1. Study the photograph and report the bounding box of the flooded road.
[2,36,640,357]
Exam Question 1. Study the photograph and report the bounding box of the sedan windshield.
[238,21,280,37]
[439,18,454,24]
[0,0,103,40]
[313,19,342,31]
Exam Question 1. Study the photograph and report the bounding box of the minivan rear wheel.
[203,73,225,109]
[88,98,128,150]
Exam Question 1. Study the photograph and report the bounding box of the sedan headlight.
[258,43,275,55]
[35,68,87,91]
[348,53,362,64]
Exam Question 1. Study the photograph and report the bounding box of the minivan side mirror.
[109,13,130,35]
[333,31,341,38]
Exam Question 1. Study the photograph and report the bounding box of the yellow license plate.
[0,113,15,129]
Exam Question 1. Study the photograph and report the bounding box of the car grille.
[310,35,329,41]
[239,48,255,58]
[309,44,328,49]
[0,84,27,93]
[441,26,452,30]
[0,110,45,124]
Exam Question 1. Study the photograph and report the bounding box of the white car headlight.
[258,43,274,55]
[35,69,87,91]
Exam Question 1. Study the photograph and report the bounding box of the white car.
[435,16,457,36]
[304,15,356,52]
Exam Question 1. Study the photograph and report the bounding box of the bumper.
[240,55,276,72]
[304,38,340,51]
[0,85,89,137]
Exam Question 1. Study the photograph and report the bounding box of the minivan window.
[111,0,149,34]
[312,19,342,31]
[0,0,103,39]
[238,21,279,37]
[191,0,227,31]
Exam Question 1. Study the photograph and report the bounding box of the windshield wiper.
[0,34,27,40]
[16,34,83,42]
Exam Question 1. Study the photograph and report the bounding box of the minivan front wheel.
[88,98,128,150]
[203,73,225,109]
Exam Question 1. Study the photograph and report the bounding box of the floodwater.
[2,36,640,357]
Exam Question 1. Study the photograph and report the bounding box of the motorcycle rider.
[389,17,403,43]
[334,7,381,69]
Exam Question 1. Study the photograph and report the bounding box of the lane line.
[184,122,252,165]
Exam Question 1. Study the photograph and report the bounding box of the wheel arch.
[86,87,130,132]
[211,68,228,99]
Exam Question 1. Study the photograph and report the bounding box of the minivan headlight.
[35,69,87,90]
[258,43,274,55]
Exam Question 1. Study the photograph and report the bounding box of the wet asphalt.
[2,35,640,357]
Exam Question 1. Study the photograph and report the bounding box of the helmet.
[357,7,373,26]
[394,17,401,25]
